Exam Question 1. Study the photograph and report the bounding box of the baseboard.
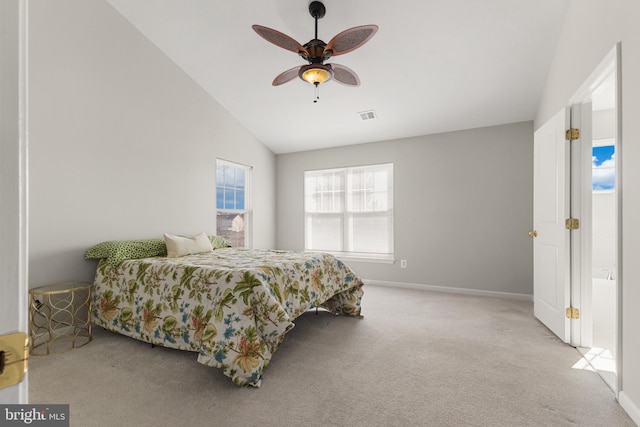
[363,279,533,301]
[619,391,640,426]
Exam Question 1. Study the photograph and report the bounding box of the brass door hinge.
[565,218,580,230]
[0,332,29,390]
[566,128,580,140]
[566,307,580,320]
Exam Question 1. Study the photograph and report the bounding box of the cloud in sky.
[592,145,615,190]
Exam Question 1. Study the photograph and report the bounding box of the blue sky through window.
[592,145,615,190]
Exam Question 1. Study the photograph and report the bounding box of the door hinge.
[565,218,580,230]
[566,128,580,140]
[566,307,580,320]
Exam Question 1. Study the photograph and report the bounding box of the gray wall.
[534,0,640,419]
[277,121,533,296]
[28,0,276,287]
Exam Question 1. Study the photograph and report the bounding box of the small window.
[216,159,251,247]
[592,142,615,191]
[304,163,393,261]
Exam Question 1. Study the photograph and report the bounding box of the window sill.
[307,251,394,264]
[338,256,395,264]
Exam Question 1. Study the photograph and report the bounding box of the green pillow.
[208,235,232,249]
[85,238,167,266]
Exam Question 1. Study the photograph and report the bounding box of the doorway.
[576,66,619,391]
[533,44,621,394]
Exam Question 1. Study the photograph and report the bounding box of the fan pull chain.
[314,82,320,103]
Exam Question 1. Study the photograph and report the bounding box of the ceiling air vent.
[358,110,376,121]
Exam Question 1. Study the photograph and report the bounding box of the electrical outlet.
[33,296,43,310]
[400,259,407,268]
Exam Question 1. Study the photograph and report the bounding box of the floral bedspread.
[91,248,364,387]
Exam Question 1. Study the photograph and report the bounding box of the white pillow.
[164,232,214,258]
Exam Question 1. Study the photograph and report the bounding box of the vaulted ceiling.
[106,0,570,154]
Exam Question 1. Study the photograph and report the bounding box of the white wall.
[277,121,533,296]
[591,109,616,277]
[593,108,616,141]
[535,0,640,421]
[592,191,616,277]
[28,0,276,286]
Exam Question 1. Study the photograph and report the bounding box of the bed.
[86,235,364,387]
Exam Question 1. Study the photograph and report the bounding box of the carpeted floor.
[29,284,635,426]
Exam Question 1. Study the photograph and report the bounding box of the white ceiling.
[106,0,570,154]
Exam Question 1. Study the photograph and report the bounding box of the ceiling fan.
[252,1,378,101]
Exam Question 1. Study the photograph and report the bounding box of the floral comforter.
[91,248,364,387]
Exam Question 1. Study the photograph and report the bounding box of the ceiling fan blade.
[252,25,306,55]
[325,25,378,57]
[272,66,302,86]
[329,63,360,86]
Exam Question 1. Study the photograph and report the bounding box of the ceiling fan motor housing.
[302,39,330,63]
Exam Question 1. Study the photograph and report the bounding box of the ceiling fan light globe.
[299,64,334,84]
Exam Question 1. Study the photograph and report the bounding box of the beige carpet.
[29,284,635,426]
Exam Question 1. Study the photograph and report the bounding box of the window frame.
[216,159,252,248]
[304,163,394,263]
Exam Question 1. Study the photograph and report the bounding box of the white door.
[533,107,571,343]
[0,0,29,403]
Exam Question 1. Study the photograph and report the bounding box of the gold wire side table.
[29,282,93,355]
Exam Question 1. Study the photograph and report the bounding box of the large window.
[304,163,393,261]
[216,159,251,248]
